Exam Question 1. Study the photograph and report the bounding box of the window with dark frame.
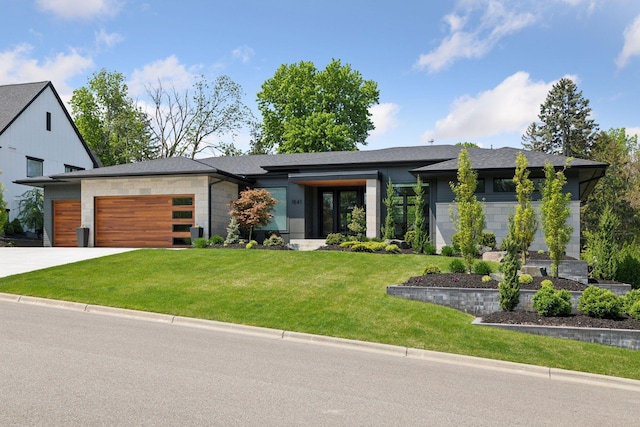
[64,165,84,173]
[26,157,43,177]
[46,112,51,131]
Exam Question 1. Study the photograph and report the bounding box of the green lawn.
[1,249,638,380]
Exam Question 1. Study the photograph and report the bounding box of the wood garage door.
[95,195,195,248]
[53,200,81,247]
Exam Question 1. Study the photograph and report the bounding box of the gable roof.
[0,81,102,168]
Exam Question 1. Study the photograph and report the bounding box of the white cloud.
[0,44,93,100]
[415,1,537,73]
[128,55,197,96]
[36,0,122,20]
[232,45,255,64]
[626,127,640,140]
[421,71,555,142]
[95,28,124,48]
[616,15,640,68]
[369,103,400,138]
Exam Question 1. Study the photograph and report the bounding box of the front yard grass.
[0,249,638,380]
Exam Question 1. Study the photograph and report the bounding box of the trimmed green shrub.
[385,244,400,253]
[518,274,533,285]
[348,241,387,252]
[441,246,455,257]
[4,218,24,235]
[246,240,258,249]
[472,261,492,275]
[621,289,640,315]
[208,235,224,245]
[578,286,621,319]
[532,282,572,316]
[225,217,240,245]
[541,279,553,287]
[325,233,346,245]
[423,264,442,275]
[193,237,208,249]
[449,258,466,274]
[263,234,285,247]
[423,243,437,255]
[628,301,640,321]
[480,232,496,249]
[614,244,640,289]
[371,237,384,243]
[481,275,492,283]
[404,230,416,248]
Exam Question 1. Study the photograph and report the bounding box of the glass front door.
[320,188,363,236]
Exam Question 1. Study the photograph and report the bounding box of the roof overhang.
[289,170,380,187]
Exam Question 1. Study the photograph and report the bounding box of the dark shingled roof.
[0,81,49,135]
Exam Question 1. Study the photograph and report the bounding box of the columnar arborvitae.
[382,178,396,240]
[498,216,521,311]
[541,162,573,277]
[585,204,620,280]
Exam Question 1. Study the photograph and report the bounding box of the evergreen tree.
[498,216,521,311]
[413,176,428,253]
[382,178,396,240]
[541,162,573,277]
[584,204,620,280]
[522,78,598,158]
[450,148,485,272]
[0,174,8,234]
[348,206,367,239]
[512,152,538,265]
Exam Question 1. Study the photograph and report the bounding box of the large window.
[26,157,43,177]
[258,187,287,231]
[391,182,429,239]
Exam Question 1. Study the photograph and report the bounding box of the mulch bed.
[401,273,640,330]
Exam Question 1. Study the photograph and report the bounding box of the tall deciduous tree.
[512,152,538,265]
[229,188,277,241]
[450,148,485,272]
[582,128,640,243]
[256,59,379,153]
[522,78,598,158]
[412,176,429,253]
[146,75,254,159]
[382,178,396,240]
[71,69,154,166]
[541,162,573,277]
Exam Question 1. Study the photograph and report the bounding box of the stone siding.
[210,179,238,237]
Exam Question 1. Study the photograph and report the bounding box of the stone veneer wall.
[365,178,380,239]
[81,175,210,247]
[209,179,238,237]
[435,200,581,259]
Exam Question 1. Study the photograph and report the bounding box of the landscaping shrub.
[385,244,400,253]
[480,232,496,249]
[578,286,621,319]
[208,235,224,245]
[325,233,346,245]
[4,218,23,235]
[621,289,640,315]
[423,243,437,255]
[532,282,572,317]
[628,301,640,321]
[340,241,358,248]
[263,234,285,247]
[404,230,416,248]
[614,244,640,289]
[449,258,466,274]
[246,240,258,249]
[472,261,492,275]
[371,237,384,243]
[482,275,492,283]
[440,246,455,257]
[498,218,521,311]
[193,237,208,249]
[344,241,387,252]
[518,274,533,285]
[225,217,240,245]
[423,264,442,275]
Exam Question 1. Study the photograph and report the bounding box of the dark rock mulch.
[482,310,640,330]
[403,274,588,291]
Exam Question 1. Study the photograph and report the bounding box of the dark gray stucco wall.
[43,184,81,247]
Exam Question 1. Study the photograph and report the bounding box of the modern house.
[18,145,606,257]
[0,81,100,230]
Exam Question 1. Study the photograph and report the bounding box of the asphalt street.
[0,299,638,426]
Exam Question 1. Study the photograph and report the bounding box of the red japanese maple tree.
[229,188,277,241]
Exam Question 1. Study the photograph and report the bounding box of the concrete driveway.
[0,247,136,278]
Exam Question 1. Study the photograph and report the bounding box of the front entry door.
[320,188,363,236]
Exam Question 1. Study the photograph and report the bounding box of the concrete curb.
[2,291,639,393]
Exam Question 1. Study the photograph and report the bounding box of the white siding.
[0,86,94,221]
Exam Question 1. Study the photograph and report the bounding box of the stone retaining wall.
[473,319,640,351]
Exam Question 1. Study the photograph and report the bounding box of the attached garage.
[52,200,81,247]
[95,195,195,248]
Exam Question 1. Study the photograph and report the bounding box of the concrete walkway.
[0,247,136,278]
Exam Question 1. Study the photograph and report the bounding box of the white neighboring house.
[0,81,100,227]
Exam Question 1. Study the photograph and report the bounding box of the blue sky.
[2,0,639,154]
